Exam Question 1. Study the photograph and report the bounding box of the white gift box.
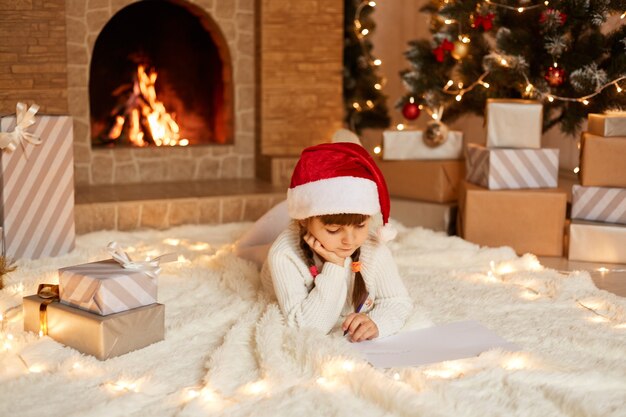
[571,185,626,225]
[382,129,463,160]
[588,112,626,137]
[568,220,626,263]
[465,144,559,190]
[1,108,75,260]
[486,99,543,148]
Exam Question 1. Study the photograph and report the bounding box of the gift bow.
[107,241,177,279]
[0,102,42,152]
[433,39,454,63]
[37,284,60,336]
[474,13,495,31]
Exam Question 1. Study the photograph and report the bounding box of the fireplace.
[59,0,255,185]
[2,0,341,186]
[89,0,232,148]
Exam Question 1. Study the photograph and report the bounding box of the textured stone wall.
[66,0,256,185]
[259,0,343,156]
[0,0,68,114]
[75,193,285,233]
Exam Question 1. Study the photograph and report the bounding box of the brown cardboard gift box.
[378,160,464,203]
[23,295,164,360]
[580,133,626,187]
[458,181,567,256]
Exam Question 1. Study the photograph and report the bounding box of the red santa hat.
[287,142,397,241]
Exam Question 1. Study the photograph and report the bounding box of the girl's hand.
[342,313,379,342]
[303,232,346,266]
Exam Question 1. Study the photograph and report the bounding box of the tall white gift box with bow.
[0,102,75,260]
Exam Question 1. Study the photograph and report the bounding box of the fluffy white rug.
[0,223,625,417]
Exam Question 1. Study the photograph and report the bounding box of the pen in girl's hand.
[344,299,366,336]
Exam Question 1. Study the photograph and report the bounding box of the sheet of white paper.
[351,321,519,368]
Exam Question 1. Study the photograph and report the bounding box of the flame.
[109,65,189,147]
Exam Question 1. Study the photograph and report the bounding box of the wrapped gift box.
[568,220,626,263]
[571,185,626,225]
[465,144,559,190]
[59,259,158,316]
[378,160,464,203]
[588,112,626,137]
[580,133,626,187]
[0,111,75,260]
[458,181,566,256]
[382,129,463,160]
[23,295,164,360]
[486,99,543,149]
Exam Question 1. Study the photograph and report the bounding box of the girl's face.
[305,216,370,258]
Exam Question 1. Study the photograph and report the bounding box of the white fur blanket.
[1,223,625,417]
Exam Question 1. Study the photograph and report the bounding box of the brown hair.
[298,213,369,311]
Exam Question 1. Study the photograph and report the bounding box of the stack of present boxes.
[377,125,465,234]
[459,99,567,256]
[1,103,166,360]
[22,247,167,360]
[569,112,626,263]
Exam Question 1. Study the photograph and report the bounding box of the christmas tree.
[400,0,626,135]
[344,0,391,133]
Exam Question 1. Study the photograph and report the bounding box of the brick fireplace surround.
[0,0,343,233]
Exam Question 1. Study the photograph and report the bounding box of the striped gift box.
[0,115,75,259]
[466,144,559,190]
[59,259,158,316]
[571,185,626,225]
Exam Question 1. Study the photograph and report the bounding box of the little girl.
[260,142,413,342]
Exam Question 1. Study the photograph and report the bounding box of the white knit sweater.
[261,225,413,338]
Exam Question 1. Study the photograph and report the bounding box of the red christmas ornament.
[474,13,495,31]
[433,39,454,63]
[402,102,421,120]
[545,66,566,87]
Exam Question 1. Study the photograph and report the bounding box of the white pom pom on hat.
[287,142,396,242]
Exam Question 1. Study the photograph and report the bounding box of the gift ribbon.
[37,284,59,336]
[0,102,42,153]
[107,241,177,279]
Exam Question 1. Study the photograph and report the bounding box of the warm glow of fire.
[108,65,189,147]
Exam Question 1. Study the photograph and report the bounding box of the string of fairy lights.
[0,243,625,411]
[444,69,626,106]
[349,0,386,123]
[4,257,625,407]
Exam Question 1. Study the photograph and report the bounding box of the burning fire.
[107,65,189,147]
